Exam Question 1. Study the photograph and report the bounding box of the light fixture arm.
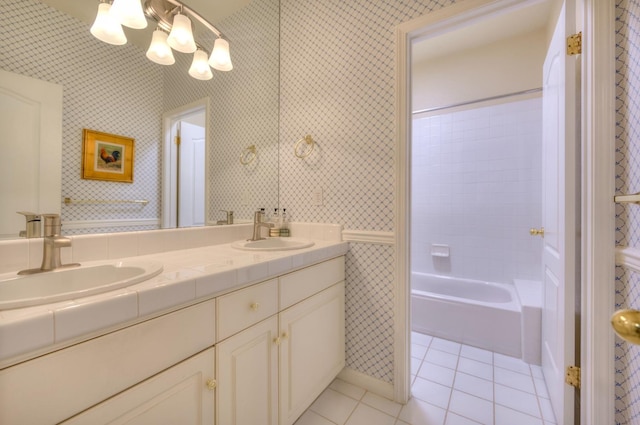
[164,0,225,39]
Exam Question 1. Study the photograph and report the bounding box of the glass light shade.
[208,38,233,71]
[111,0,148,29]
[146,30,175,65]
[167,13,197,53]
[189,49,213,80]
[90,3,127,45]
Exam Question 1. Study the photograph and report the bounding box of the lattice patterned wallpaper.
[163,0,280,222]
[616,0,640,423]
[279,0,455,383]
[0,0,164,233]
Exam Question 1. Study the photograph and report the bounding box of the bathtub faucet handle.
[529,227,545,238]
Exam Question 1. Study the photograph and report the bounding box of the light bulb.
[90,2,127,45]
[167,13,196,53]
[146,29,175,65]
[189,49,213,80]
[208,38,233,71]
[111,0,147,29]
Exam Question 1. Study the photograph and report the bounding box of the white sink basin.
[231,238,315,251]
[0,261,163,310]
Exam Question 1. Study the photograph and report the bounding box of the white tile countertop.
[0,223,348,369]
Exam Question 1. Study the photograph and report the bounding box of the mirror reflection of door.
[164,107,206,228]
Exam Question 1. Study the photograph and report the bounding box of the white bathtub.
[411,273,524,358]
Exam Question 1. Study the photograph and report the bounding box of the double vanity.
[0,222,348,425]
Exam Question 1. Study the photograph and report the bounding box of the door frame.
[393,0,615,423]
[161,97,211,229]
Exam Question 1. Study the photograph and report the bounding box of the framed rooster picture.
[82,129,134,183]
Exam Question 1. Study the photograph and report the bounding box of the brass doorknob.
[612,309,640,345]
[529,227,545,237]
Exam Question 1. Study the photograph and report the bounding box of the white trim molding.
[337,367,394,400]
[62,218,160,230]
[616,247,640,273]
[581,0,616,424]
[341,230,394,245]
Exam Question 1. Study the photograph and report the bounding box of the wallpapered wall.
[279,0,455,383]
[0,0,164,233]
[616,1,640,423]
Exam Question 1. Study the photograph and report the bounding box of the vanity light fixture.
[91,0,233,79]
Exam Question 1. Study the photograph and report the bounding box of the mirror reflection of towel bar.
[63,197,149,205]
[615,193,640,204]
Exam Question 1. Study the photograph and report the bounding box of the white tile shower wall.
[279,0,455,384]
[411,98,543,284]
[616,0,640,424]
[0,0,164,233]
[163,0,280,223]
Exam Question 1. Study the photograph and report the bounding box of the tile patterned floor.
[295,332,557,425]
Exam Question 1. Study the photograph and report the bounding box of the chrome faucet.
[250,209,274,241]
[18,214,80,275]
[216,210,234,225]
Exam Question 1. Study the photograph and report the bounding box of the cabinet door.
[217,316,279,425]
[62,348,215,425]
[279,282,345,425]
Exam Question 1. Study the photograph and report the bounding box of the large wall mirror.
[0,0,279,239]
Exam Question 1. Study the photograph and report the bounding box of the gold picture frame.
[82,129,134,183]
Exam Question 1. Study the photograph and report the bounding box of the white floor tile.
[425,348,459,369]
[411,356,421,376]
[453,372,493,401]
[345,403,396,425]
[457,357,493,381]
[330,379,366,401]
[310,388,358,425]
[399,397,446,425]
[395,421,411,425]
[530,365,544,379]
[444,412,484,425]
[412,343,428,360]
[494,384,541,418]
[494,367,536,394]
[411,376,452,409]
[295,410,337,425]
[448,390,493,425]
[412,331,433,347]
[460,345,493,365]
[495,405,544,425]
[361,392,403,417]
[418,361,456,387]
[494,353,533,375]
[430,338,462,355]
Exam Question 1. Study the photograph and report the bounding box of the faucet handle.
[219,210,234,225]
[17,211,41,238]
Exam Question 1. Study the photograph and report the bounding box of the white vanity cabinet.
[0,255,345,425]
[216,256,346,425]
[61,347,216,425]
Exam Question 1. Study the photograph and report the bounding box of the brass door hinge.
[565,365,581,389]
[567,32,582,55]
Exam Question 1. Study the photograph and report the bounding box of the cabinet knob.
[250,302,260,311]
[273,337,281,345]
[281,332,288,339]
[206,379,217,391]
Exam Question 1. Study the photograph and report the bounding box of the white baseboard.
[337,367,395,401]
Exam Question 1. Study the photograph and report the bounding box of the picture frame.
[82,129,134,183]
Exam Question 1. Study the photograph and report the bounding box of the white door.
[0,70,62,238]
[178,121,205,228]
[541,1,578,424]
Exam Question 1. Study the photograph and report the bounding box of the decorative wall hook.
[294,135,315,159]
[240,145,257,165]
